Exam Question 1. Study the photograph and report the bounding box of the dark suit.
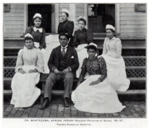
[44,45,79,100]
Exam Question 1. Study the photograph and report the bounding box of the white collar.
[107,37,116,41]
[33,27,43,33]
[61,45,68,49]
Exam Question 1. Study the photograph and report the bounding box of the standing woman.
[73,16,93,77]
[58,9,74,46]
[101,24,130,91]
[10,34,44,108]
[25,13,49,73]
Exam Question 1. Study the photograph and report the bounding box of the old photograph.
[3,3,146,121]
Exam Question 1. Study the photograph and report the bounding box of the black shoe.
[64,97,70,107]
[39,98,49,110]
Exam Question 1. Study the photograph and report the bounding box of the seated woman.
[71,43,126,113]
[101,24,130,91]
[73,16,93,78]
[10,33,44,108]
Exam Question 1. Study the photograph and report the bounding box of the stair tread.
[3,89,146,95]
[3,77,146,81]
[4,56,146,59]
[4,66,146,69]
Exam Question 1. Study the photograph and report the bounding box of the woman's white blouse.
[15,47,44,73]
[102,37,122,58]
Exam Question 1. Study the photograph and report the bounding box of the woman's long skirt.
[72,75,126,113]
[101,55,130,91]
[10,66,41,108]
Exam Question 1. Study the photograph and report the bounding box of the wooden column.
[55,4,59,33]
[115,4,120,34]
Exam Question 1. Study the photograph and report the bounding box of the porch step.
[4,56,146,67]
[4,66,146,78]
[3,89,146,96]
[3,77,146,90]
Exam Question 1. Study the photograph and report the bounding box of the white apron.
[76,44,88,78]
[10,65,41,108]
[72,75,126,113]
[100,55,130,91]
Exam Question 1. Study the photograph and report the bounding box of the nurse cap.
[61,9,69,16]
[85,42,98,49]
[78,16,87,21]
[24,33,34,40]
[106,24,115,31]
[33,13,42,19]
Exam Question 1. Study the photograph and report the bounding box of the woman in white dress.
[10,34,44,108]
[101,24,130,91]
[73,16,93,78]
[71,43,126,113]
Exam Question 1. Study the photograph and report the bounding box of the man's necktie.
[62,48,66,57]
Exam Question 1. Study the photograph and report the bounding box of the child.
[10,33,44,108]
[25,13,49,73]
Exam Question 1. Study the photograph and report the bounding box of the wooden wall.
[119,4,146,38]
[75,4,85,28]
[4,4,25,38]
[3,3,146,39]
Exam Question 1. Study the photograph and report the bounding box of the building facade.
[4,3,146,39]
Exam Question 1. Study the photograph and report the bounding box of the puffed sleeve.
[87,29,93,44]
[25,26,32,35]
[15,49,24,72]
[102,38,108,55]
[72,31,79,47]
[67,21,74,37]
[115,38,122,58]
[35,50,44,73]
[40,28,46,49]
[98,57,107,82]
[78,58,87,84]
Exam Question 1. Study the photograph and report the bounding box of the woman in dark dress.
[25,13,49,73]
[73,16,93,77]
[71,43,126,113]
[58,9,74,46]
[25,13,46,49]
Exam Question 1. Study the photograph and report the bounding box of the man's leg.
[63,72,73,107]
[44,72,59,101]
[40,72,59,110]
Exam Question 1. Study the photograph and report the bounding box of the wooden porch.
[4,97,146,118]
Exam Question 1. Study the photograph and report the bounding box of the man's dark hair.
[59,33,69,40]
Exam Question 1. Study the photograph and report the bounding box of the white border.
[1,0,149,128]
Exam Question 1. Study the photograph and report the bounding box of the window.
[4,4,10,12]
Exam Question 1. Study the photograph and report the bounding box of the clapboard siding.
[121,21,146,25]
[120,3,146,38]
[120,4,135,7]
[4,4,25,38]
[75,4,85,28]
[59,4,69,22]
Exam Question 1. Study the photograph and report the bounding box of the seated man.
[39,33,79,109]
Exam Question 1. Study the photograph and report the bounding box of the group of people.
[10,9,130,114]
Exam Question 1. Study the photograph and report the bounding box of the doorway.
[88,4,115,34]
[28,4,52,33]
